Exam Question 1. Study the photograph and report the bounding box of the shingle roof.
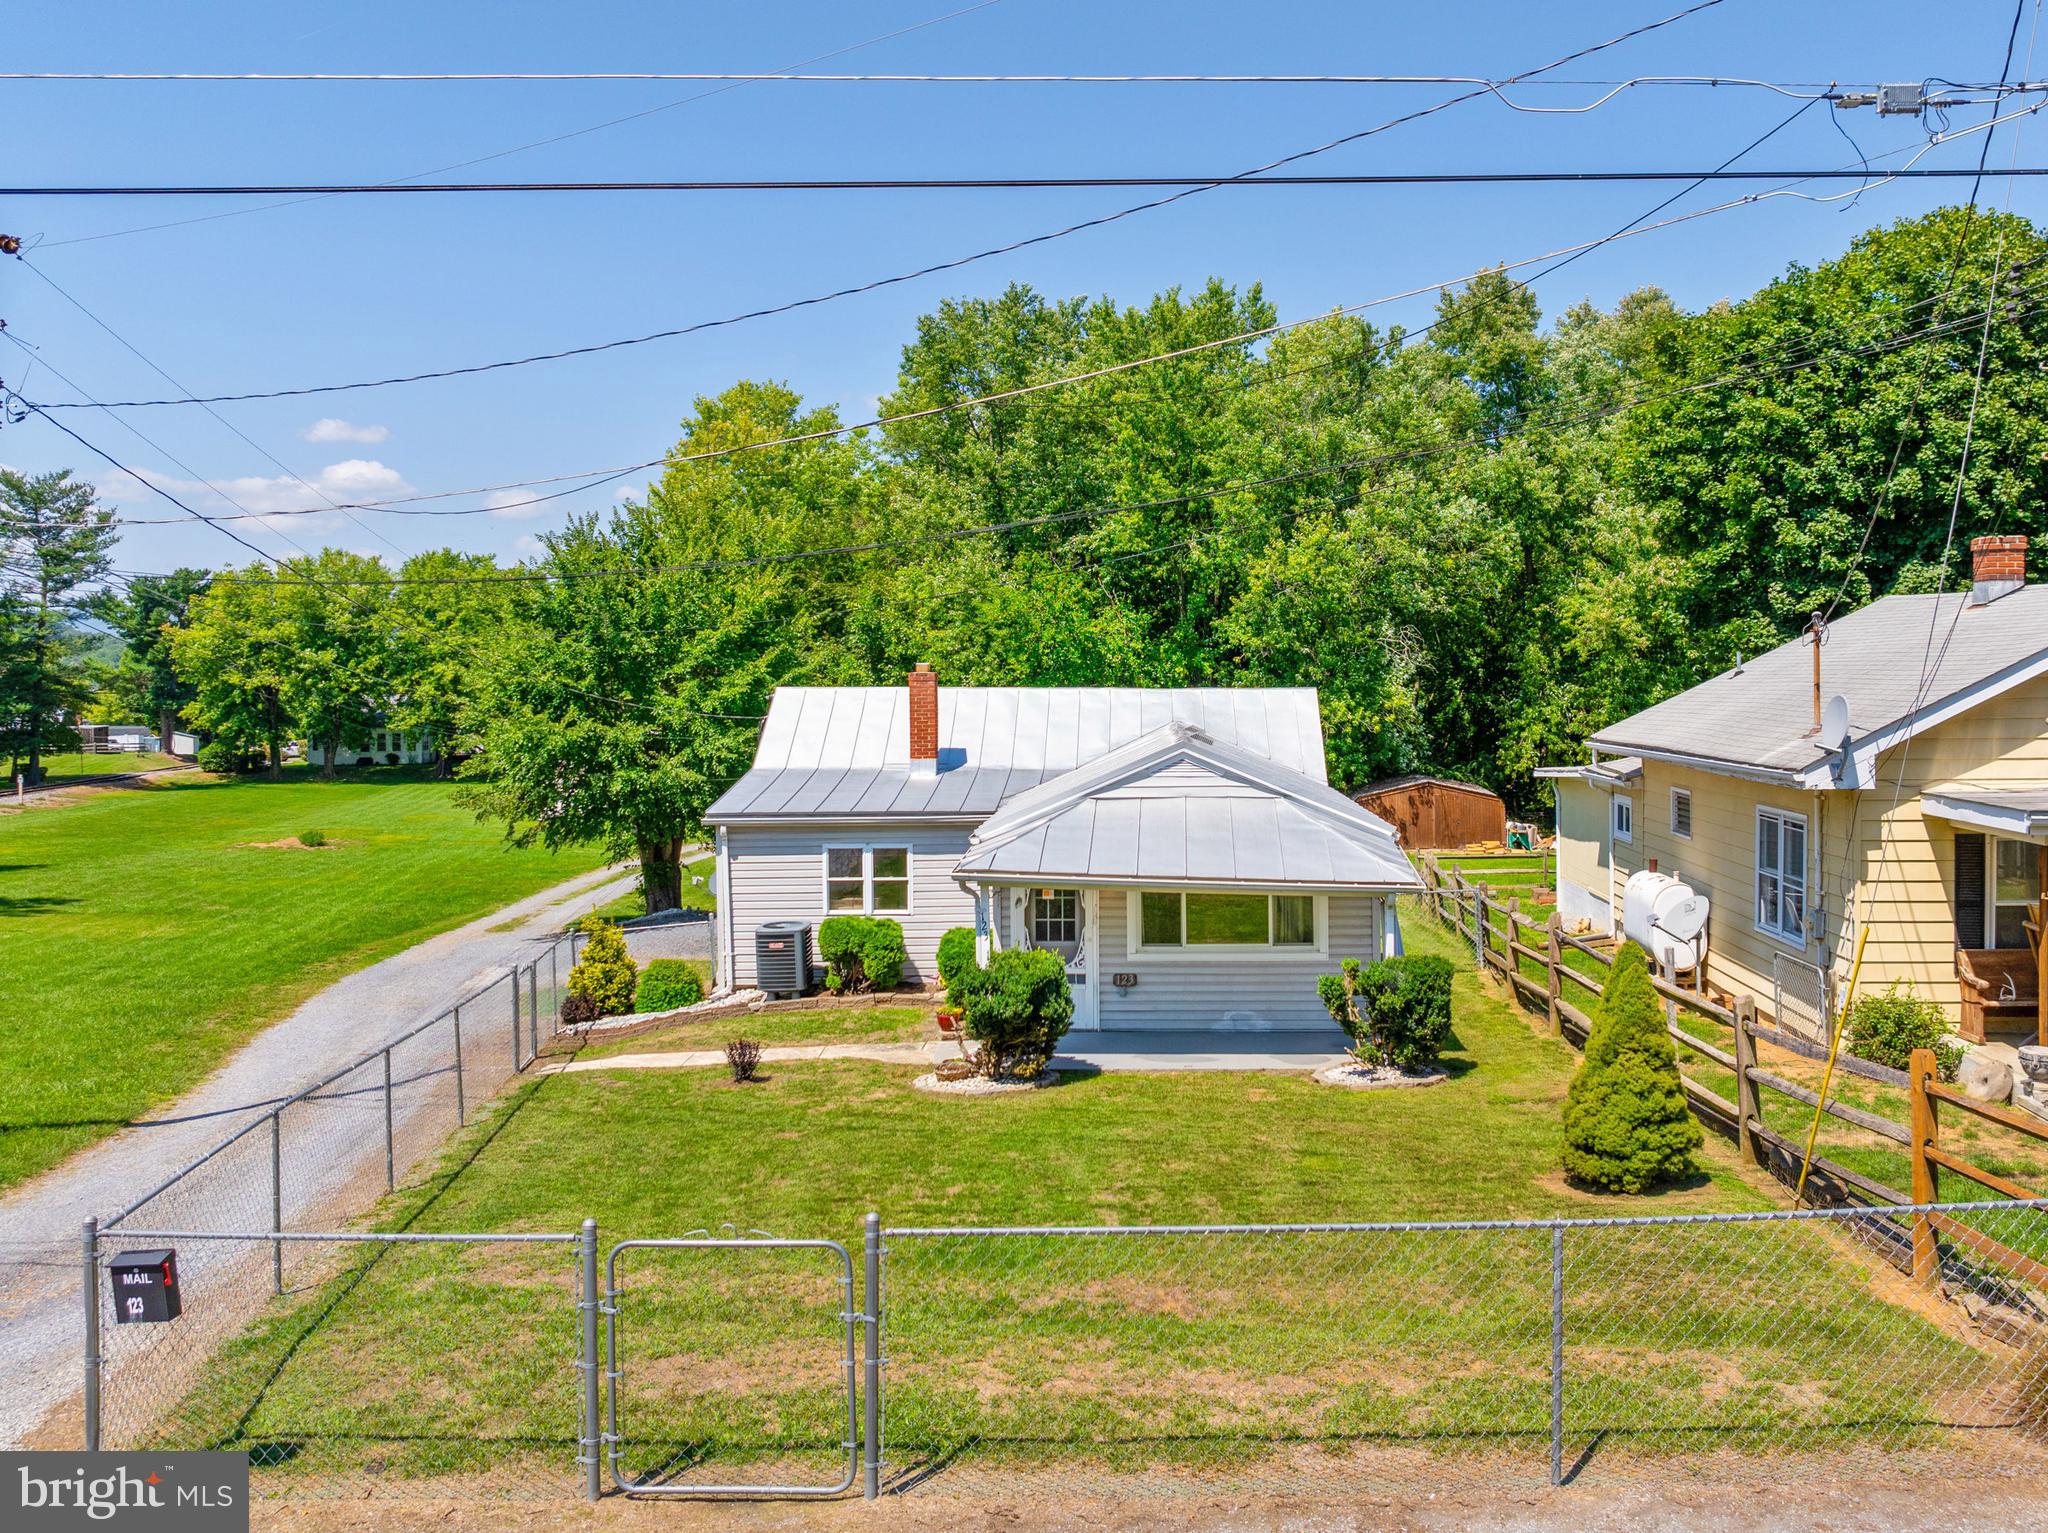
[1586,587,2048,778]
[706,686,1326,822]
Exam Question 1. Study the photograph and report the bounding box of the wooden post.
[1732,996,1759,1165]
[1545,911,1563,1035]
[1908,1046,1940,1285]
[1473,889,1488,969]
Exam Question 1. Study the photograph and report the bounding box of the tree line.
[11,207,2045,904]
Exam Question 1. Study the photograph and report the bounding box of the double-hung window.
[1755,808,1807,945]
[823,845,911,913]
[1132,891,1319,952]
[1612,795,1634,844]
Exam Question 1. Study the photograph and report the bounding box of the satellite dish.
[1819,694,1851,751]
[1657,894,1711,946]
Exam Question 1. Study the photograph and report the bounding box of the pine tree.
[1561,941,1702,1193]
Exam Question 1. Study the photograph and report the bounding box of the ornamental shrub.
[1561,941,1702,1193]
[567,918,639,1017]
[1317,954,1454,1071]
[298,828,328,848]
[818,915,907,993]
[952,947,1073,1078]
[1845,982,1961,1081]
[196,739,265,774]
[935,927,979,990]
[558,991,601,1028]
[636,958,705,1013]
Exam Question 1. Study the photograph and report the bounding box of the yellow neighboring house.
[1539,535,2046,1046]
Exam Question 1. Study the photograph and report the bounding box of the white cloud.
[300,418,389,445]
[485,488,545,520]
[98,459,415,532]
[512,533,549,560]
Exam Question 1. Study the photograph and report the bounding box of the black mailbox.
[108,1248,181,1324]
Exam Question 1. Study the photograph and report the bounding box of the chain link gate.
[603,1237,860,1496]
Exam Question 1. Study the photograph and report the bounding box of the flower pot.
[936,1011,960,1034]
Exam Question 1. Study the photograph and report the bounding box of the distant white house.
[294,726,434,768]
[703,669,1421,1034]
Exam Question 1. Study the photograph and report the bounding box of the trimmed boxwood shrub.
[1561,941,1702,1193]
[949,947,1073,1079]
[636,958,705,1013]
[818,915,906,993]
[1317,954,1455,1072]
[567,917,639,1017]
[935,927,979,990]
[1844,982,1961,1081]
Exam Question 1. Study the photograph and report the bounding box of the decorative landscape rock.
[1956,1047,2015,1106]
[1313,1062,1449,1090]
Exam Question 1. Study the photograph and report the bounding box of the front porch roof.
[1922,784,2048,842]
[952,722,1422,892]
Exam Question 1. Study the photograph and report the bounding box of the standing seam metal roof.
[706,686,1326,821]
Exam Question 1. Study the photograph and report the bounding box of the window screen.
[871,847,910,912]
[825,847,865,911]
[1186,893,1271,945]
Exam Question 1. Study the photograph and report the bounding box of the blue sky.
[2,0,2041,575]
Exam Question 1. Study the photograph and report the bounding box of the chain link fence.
[877,1201,2048,1496]
[90,1229,595,1499]
[73,1200,2048,1501]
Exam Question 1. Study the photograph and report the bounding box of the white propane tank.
[1621,869,1710,973]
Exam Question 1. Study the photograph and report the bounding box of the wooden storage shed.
[1352,774,1506,851]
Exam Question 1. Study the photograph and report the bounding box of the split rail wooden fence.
[1416,855,2047,1281]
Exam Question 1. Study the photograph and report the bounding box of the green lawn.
[574,1002,932,1058]
[29,750,188,783]
[586,853,717,924]
[0,768,608,1189]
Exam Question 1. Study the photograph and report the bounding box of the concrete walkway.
[550,1030,1353,1077]
[0,857,639,1448]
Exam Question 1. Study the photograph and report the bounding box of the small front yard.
[131,905,2037,1494]
[572,1002,932,1058]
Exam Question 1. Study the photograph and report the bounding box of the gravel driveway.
[0,859,640,1448]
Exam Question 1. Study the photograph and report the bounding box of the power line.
[23,111,1994,425]
[31,0,1005,251]
[18,166,2048,196]
[21,83,2026,426]
[21,0,1730,402]
[17,261,413,560]
[0,71,1857,89]
[174,281,2048,589]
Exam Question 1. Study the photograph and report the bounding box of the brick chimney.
[907,663,939,774]
[1970,534,2028,606]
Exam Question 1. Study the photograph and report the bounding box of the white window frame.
[1125,890,1328,960]
[1988,836,2043,950]
[1669,787,1692,840]
[820,843,914,915]
[1754,807,1808,949]
[1611,795,1634,844]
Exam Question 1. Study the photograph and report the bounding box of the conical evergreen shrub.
[1561,941,1702,1193]
[567,917,639,1017]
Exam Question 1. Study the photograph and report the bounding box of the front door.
[1026,886,1098,1029]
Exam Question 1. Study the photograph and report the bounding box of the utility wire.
[159,282,2048,588]
[17,261,413,559]
[18,167,2048,196]
[32,1,1004,251]
[22,0,1729,405]
[0,71,1859,89]
[24,88,2026,425]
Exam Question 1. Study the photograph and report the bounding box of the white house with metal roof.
[704,666,1421,1034]
[1538,534,2048,1048]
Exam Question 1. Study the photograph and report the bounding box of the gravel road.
[0,859,638,1447]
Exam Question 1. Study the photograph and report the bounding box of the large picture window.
[1131,891,1319,951]
[822,845,911,914]
[1755,809,1807,945]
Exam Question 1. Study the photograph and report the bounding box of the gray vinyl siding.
[1092,892,1382,1031]
[724,822,975,987]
